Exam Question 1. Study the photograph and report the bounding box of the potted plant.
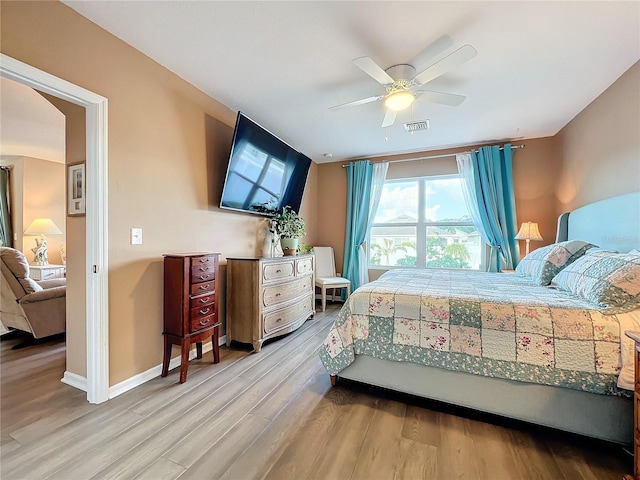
[270,206,306,256]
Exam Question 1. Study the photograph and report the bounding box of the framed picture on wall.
[67,162,86,216]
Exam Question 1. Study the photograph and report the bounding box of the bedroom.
[1,1,639,478]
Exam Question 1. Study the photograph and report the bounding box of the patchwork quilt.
[319,269,639,396]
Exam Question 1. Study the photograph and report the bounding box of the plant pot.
[280,238,299,256]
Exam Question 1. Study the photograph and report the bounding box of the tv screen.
[220,112,311,216]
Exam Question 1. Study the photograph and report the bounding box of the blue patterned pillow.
[552,251,640,310]
[515,240,596,285]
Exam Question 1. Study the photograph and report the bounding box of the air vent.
[403,120,430,132]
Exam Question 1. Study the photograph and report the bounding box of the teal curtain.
[0,167,13,247]
[465,144,519,272]
[342,161,373,293]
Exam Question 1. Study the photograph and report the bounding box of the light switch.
[131,228,143,245]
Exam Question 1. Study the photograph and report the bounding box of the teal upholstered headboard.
[556,191,640,252]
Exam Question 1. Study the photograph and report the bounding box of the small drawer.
[190,255,217,268]
[191,303,215,320]
[190,281,215,295]
[190,313,218,333]
[191,270,215,284]
[190,293,215,309]
[296,257,313,275]
[263,295,312,334]
[263,276,312,307]
[263,261,294,282]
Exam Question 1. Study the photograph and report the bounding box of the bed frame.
[334,191,640,444]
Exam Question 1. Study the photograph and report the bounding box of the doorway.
[0,53,109,404]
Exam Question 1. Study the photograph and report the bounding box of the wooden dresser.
[161,252,221,383]
[226,254,315,352]
[625,330,640,480]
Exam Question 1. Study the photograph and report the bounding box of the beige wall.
[2,1,636,389]
[317,59,639,272]
[62,98,87,377]
[0,156,66,264]
[556,61,640,212]
[317,140,563,272]
[1,1,318,385]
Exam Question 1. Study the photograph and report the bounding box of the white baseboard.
[60,335,227,399]
[62,371,88,392]
[108,334,226,399]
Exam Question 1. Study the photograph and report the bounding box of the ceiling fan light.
[385,91,414,111]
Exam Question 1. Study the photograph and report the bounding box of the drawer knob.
[198,266,208,272]
[276,318,282,323]
[199,318,211,326]
[199,274,210,280]
[198,307,211,315]
[275,293,281,297]
[199,297,210,304]
[199,258,210,263]
[276,269,282,273]
[199,284,210,290]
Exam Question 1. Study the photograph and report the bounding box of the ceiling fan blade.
[329,95,384,111]
[408,35,455,70]
[353,57,395,85]
[413,44,478,86]
[381,109,396,128]
[415,90,466,106]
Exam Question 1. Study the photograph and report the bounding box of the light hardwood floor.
[1,304,633,479]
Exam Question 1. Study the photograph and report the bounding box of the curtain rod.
[342,144,525,167]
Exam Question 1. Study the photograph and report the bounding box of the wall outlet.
[130,228,143,245]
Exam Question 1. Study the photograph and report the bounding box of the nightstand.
[30,264,66,281]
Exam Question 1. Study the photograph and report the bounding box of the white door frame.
[1,53,109,404]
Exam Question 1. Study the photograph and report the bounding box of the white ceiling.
[63,1,639,164]
[0,77,66,163]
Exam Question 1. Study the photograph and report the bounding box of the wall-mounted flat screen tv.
[219,112,312,216]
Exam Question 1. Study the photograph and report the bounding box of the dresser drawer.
[263,275,312,308]
[296,257,313,276]
[190,313,218,333]
[262,261,295,282]
[263,295,313,334]
[190,281,215,295]
[190,293,215,309]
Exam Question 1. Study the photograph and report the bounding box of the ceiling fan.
[330,44,478,128]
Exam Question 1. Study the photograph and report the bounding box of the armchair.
[0,247,66,339]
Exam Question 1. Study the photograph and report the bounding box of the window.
[368,175,484,269]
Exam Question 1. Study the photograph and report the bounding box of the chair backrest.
[314,246,338,278]
[0,247,41,299]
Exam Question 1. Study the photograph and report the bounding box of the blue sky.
[374,176,470,223]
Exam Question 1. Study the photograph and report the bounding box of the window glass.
[373,181,418,223]
[424,177,469,222]
[369,226,417,267]
[369,175,484,270]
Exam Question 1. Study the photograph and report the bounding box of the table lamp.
[24,218,63,266]
[515,221,543,256]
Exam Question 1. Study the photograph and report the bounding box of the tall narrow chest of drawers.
[161,252,221,383]
[226,255,315,352]
[625,331,640,480]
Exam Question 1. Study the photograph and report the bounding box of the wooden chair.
[313,246,351,312]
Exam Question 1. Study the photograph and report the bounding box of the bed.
[319,192,640,444]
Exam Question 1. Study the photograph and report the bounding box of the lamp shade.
[384,91,415,111]
[515,222,543,241]
[24,218,63,236]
